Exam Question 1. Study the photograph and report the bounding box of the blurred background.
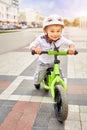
[0,0,87,30]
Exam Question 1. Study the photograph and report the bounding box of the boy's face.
[45,25,62,41]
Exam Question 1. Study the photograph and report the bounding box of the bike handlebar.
[31,50,78,55]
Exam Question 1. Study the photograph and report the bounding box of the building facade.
[79,16,87,29]
[19,8,44,27]
[0,0,19,24]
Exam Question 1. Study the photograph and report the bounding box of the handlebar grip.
[74,50,78,55]
[31,50,36,55]
[31,50,48,55]
[41,51,48,54]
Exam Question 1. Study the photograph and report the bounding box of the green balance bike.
[32,49,78,122]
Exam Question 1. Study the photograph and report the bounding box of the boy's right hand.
[31,47,42,54]
[34,48,42,54]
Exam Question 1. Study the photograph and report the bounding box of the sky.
[19,0,87,20]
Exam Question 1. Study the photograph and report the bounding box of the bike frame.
[42,50,68,100]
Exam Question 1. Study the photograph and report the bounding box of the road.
[0,28,42,54]
[0,27,87,54]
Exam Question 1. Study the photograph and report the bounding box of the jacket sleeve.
[29,36,40,49]
[61,36,74,45]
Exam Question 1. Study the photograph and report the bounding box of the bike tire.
[54,84,68,122]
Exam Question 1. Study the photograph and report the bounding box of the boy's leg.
[34,61,53,89]
[34,61,47,89]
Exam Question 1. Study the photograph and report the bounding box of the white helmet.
[43,14,64,29]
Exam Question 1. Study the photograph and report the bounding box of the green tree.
[72,18,80,26]
[64,19,71,26]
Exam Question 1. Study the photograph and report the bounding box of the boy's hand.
[68,48,75,54]
[30,47,42,54]
[68,44,75,55]
[34,48,42,54]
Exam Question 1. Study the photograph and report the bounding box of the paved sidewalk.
[0,27,87,130]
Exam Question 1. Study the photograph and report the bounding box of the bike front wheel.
[54,84,68,122]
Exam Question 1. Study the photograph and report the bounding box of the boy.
[29,14,75,89]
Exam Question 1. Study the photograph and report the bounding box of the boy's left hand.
[68,44,75,55]
[68,49,75,55]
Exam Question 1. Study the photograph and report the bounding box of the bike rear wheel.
[54,84,68,122]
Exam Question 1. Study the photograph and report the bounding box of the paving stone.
[0,75,16,81]
[0,76,16,93]
[42,97,54,103]
[0,81,11,90]
[13,79,34,95]
[0,100,16,124]
[80,113,87,121]
[68,53,87,78]
[48,118,64,130]
[81,121,87,130]
[67,85,87,94]
[48,129,64,130]
[32,127,48,130]
[67,78,87,85]
[0,89,4,94]
[8,95,21,101]
[30,96,43,102]
[80,106,87,113]
[0,52,37,76]
[68,105,79,112]
[0,101,40,130]
[1,100,16,107]
[0,106,12,124]
[68,94,87,105]
[65,120,81,130]
[20,58,37,76]
[39,103,54,113]
[19,95,31,101]
[0,100,8,107]
[33,112,51,127]
[32,88,51,97]
[67,111,80,121]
